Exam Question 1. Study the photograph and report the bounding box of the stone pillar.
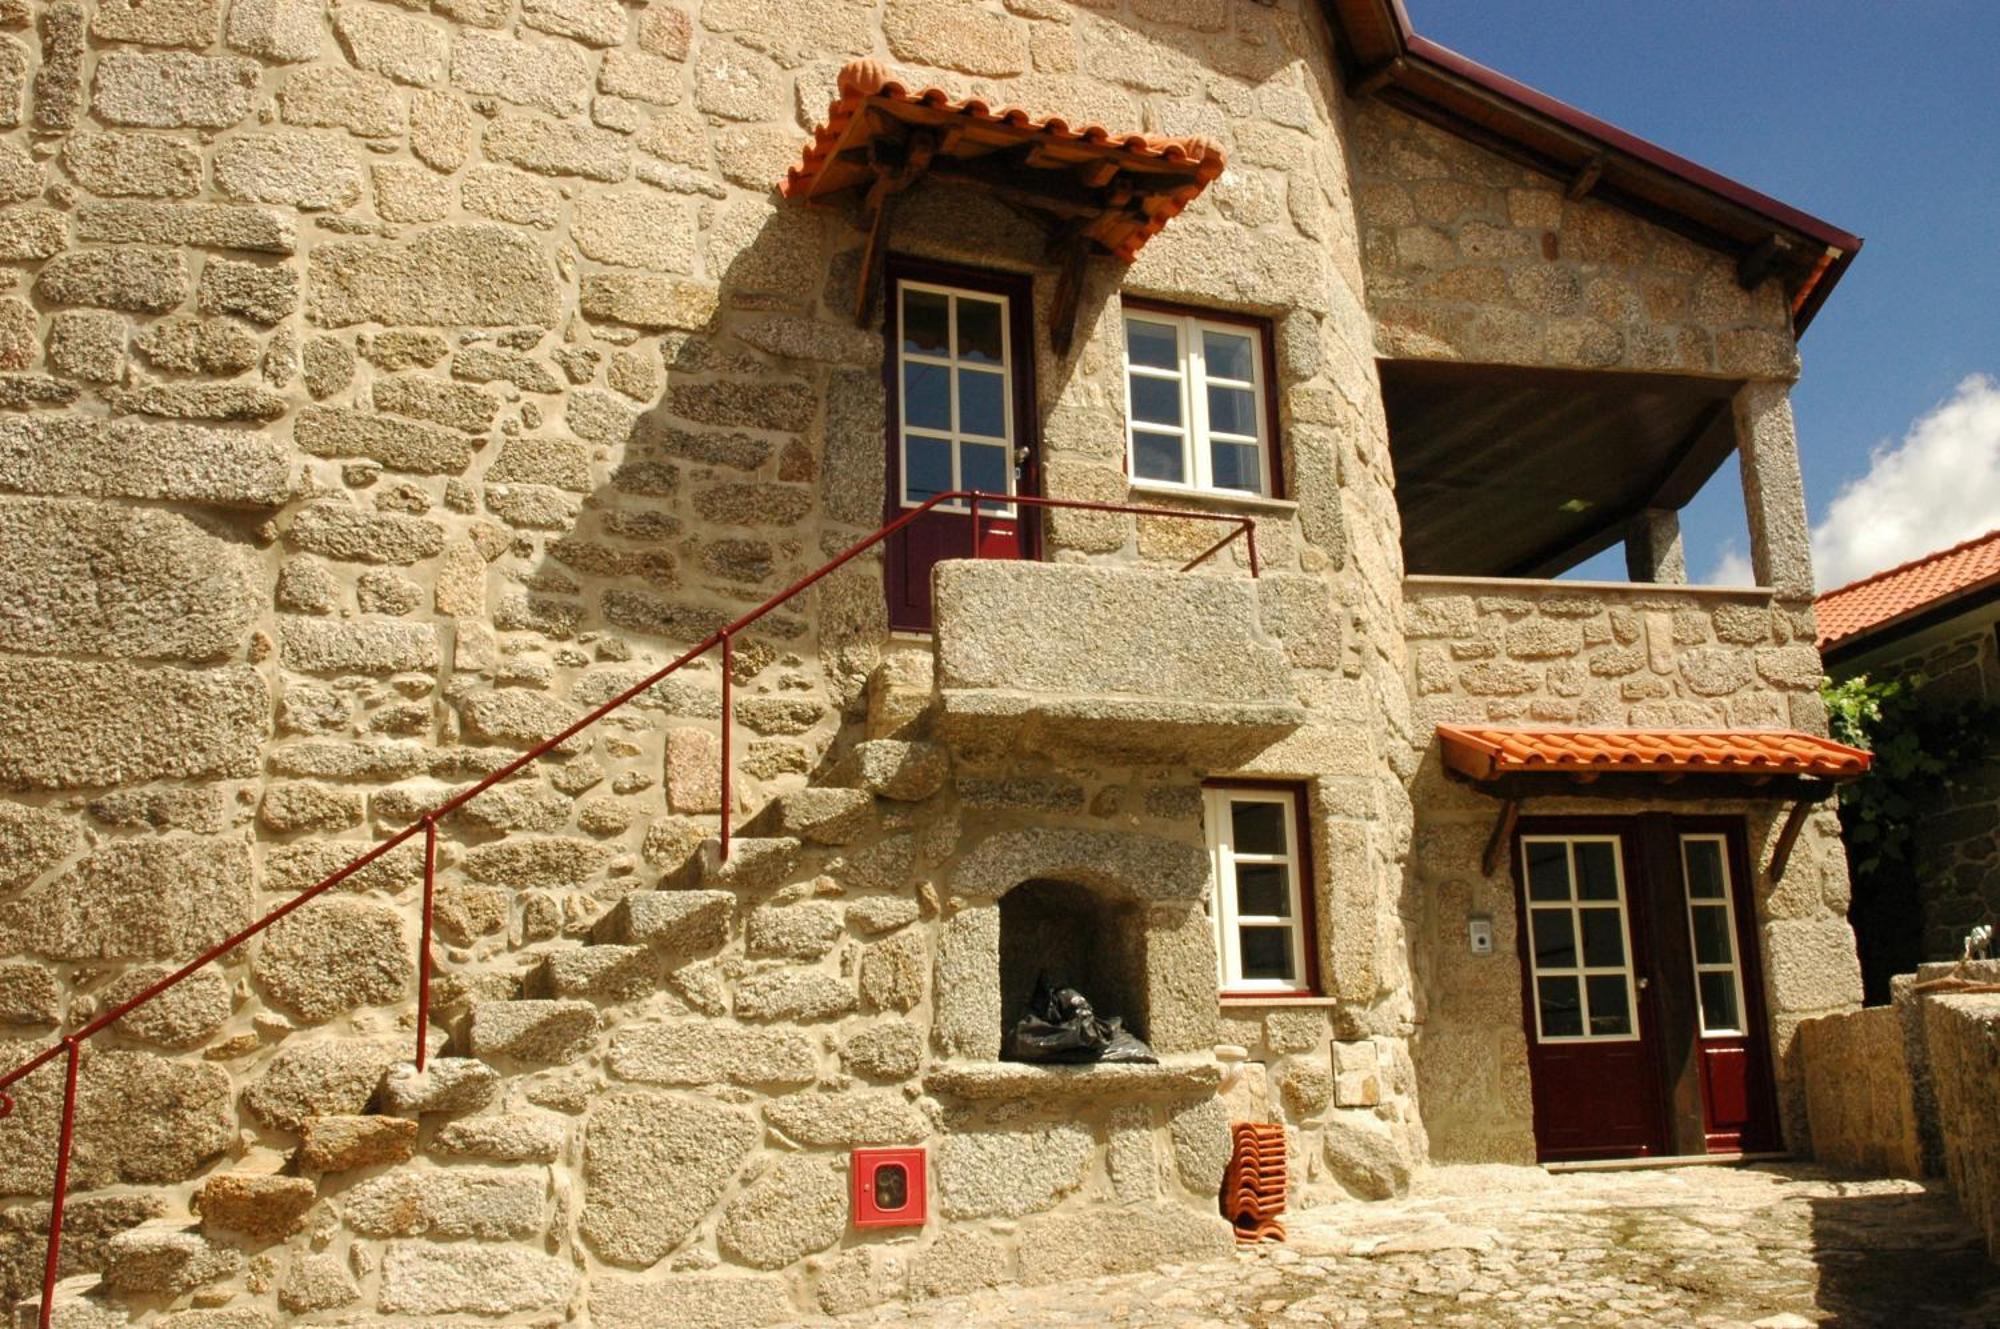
[1623,508,1687,584]
[1733,382,1815,598]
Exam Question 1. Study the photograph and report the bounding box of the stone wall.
[1348,99,1799,381]
[1402,576,1860,1160]
[1796,1004,1922,1177]
[1921,991,2000,1259]
[0,0,1445,1321]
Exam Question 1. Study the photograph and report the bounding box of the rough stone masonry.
[0,0,1857,1323]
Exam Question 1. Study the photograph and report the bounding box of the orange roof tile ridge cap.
[1818,526,2000,601]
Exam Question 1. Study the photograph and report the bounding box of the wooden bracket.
[1736,233,1791,291]
[1047,224,1094,359]
[1482,797,1521,877]
[1565,153,1606,201]
[1353,56,1405,96]
[851,129,938,327]
[1767,797,1814,881]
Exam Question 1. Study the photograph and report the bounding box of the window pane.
[1211,440,1261,494]
[961,442,1009,507]
[1130,375,1183,428]
[1692,904,1734,966]
[1526,842,1570,901]
[1531,908,1577,970]
[1580,908,1626,968]
[902,434,950,504]
[1239,927,1294,981]
[902,288,949,356]
[1203,329,1254,381]
[1575,841,1621,901]
[1684,839,1726,900]
[1586,975,1633,1036]
[1230,800,1287,855]
[1235,864,1290,918]
[1133,431,1185,484]
[903,362,949,431]
[1207,384,1259,438]
[1125,317,1178,370]
[1699,971,1742,1033]
[958,368,1006,439]
[957,297,1004,365]
[1538,976,1582,1038]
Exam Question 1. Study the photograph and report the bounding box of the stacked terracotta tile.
[1222,1122,1287,1243]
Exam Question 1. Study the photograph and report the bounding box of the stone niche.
[935,827,1220,1064]
[1000,878,1149,1049]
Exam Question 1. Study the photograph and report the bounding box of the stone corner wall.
[1920,991,2000,1258]
[1796,1004,1922,1177]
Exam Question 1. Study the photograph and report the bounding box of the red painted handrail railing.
[0,488,1256,1325]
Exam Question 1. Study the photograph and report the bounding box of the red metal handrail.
[0,488,1255,1326]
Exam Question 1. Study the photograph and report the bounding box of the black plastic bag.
[1007,973,1157,1064]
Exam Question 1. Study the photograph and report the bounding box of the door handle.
[1637,976,1651,990]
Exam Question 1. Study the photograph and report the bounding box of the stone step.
[660,836,801,892]
[590,888,734,951]
[764,786,876,845]
[832,738,950,802]
[866,638,937,740]
[465,999,601,1066]
[522,944,658,1001]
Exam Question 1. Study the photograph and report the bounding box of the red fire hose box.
[851,1147,926,1228]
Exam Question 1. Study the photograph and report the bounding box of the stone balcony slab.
[932,560,1305,765]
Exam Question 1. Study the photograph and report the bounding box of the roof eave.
[1321,0,1862,337]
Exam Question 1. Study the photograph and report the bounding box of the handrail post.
[719,632,732,863]
[969,491,981,558]
[416,815,437,1072]
[1244,518,1260,578]
[37,1038,80,1329]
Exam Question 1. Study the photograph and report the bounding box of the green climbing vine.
[1821,671,2000,878]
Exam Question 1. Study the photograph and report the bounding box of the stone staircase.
[22,654,956,1327]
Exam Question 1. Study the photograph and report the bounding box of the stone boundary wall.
[1921,991,2000,1258]
[1796,1004,1921,1177]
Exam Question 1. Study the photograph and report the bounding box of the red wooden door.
[882,263,1038,633]
[1517,833,1670,1162]
[1679,827,1781,1153]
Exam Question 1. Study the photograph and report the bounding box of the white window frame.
[1121,308,1271,498]
[1679,834,1751,1037]
[895,279,1016,517]
[1204,786,1311,994]
[1520,835,1644,1045]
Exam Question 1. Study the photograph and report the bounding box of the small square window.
[1121,306,1277,498]
[1206,784,1313,994]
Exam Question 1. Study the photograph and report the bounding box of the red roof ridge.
[1818,526,2000,600]
[1815,527,2000,650]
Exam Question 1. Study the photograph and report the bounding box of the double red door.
[1515,816,1779,1162]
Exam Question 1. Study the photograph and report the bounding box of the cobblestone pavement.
[827,1163,2000,1327]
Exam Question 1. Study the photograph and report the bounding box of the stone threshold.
[1545,1150,1792,1174]
[924,1057,1223,1101]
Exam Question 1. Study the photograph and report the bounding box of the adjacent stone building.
[0,0,1870,1322]
[1818,528,2000,994]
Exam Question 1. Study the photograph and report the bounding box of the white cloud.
[1703,545,1756,587]
[1810,373,2000,590]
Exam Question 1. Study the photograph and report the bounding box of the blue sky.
[1408,1,2000,589]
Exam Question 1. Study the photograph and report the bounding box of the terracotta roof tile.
[782,60,1224,262]
[1815,528,2000,651]
[1437,725,1871,783]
